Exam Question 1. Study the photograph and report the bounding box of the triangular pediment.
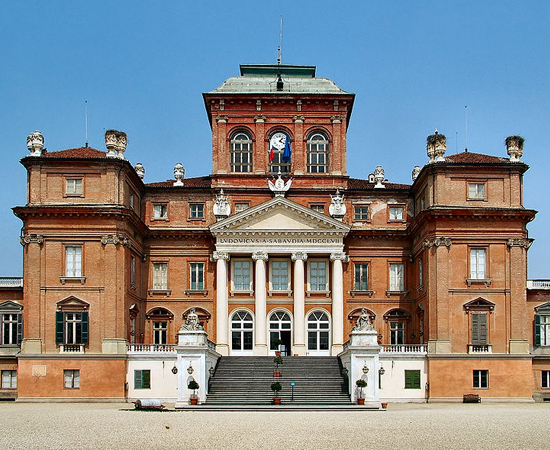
[535,302,550,313]
[464,297,495,311]
[56,296,89,311]
[210,197,350,234]
[0,301,23,312]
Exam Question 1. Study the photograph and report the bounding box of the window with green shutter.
[404,370,421,389]
[471,313,487,345]
[134,370,151,389]
[55,311,89,345]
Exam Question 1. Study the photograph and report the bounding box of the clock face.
[270,132,287,151]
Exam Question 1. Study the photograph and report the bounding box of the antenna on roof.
[464,105,468,152]
[277,15,283,65]
[85,100,89,148]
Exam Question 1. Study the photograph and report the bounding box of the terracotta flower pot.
[190,397,198,405]
[381,402,388,409]
[272,397,281,405]
[275,351,281,356]
[357,397,365,405]
[273,371,281,377]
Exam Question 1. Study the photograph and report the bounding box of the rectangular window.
[64,369,80,389]
[235,203,249,213]
[389,206,404,221]
[152,263,168,290]
[473,370,489,389]
[309,260,327,292]
[354,264,369,290]
[153,204,168,219]
[153,321,167,345]
[469,183,486,200]
[470,248,486,279]
[542,370,550,389]
[129,193,135,210]
[271,260,289,291]
[471,313,488,345]
[1,370,17,389]
[134,370,151,389]
[389,263,404,291]
[535,315,550,346]
[190,203,204,219]
[354,206,369,220]
[56,312,89,345]
[190,262,204,290]
[66,178,83,196]
[65,246,82,277]
[233,260,251,291]
[1,313,22,345]
[130,256,136,286]
[310,204,325,214]
[391,321,404,345]
[404,370,421,389]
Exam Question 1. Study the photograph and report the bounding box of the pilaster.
[213,251,230,355]
[252,251,268,355]
[292,251,308,355]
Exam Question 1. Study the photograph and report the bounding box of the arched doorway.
[230,310,254,355]
[269,310,292,356]
[307,310,330,355]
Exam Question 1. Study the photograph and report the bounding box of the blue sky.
[1,1,549,277]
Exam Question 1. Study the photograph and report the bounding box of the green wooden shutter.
[17,313,23,345]
[535,314,541,346]
[472,314,479,344]
[405,370,421,389]
[143,370,150,389]
[80,312,89,344]
[134,370,142,389]
[55,312,64,344]
[413,370,421,388]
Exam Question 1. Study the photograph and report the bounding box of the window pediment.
[0,301,23,312]
[56,296,89,311]
[463,297,495,311]
[535,302,550,314]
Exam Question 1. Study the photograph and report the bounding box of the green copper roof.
[207,64,352,95]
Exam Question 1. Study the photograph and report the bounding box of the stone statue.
[329,189,346,220]
[174,163,185,186]
[180,308,203,331]
[213,189,231,220]
[352,308,375,332]
[268,171,292,197]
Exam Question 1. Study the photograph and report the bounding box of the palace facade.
[1,63,550,403]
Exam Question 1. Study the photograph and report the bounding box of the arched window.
[307,310,330,354]
[146,308,174,346]
[307,132,329,173]
[231,310,254,353]
[268,131,290,174]
[230,131,253,173]
[269,311,292,355]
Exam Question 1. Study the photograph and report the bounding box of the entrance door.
[269,311,292,356]
[231,311,254,355]
[307,311,330,355]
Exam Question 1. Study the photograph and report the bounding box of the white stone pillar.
[213,251,229,356]
[252,251,269,355]
[330,252,347,355]
[292,252,308,356]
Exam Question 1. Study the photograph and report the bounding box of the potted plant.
[271,381,282,405]
[273,355,284,377]
[271,338,283,356]
[356,379,367,405]
[188,379,199,405]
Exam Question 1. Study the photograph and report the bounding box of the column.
[292,252,308,356]
[253,251,269,355]
[213,251,230,356]
[330,252,347,355]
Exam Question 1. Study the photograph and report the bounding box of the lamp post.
[379,366,385,389]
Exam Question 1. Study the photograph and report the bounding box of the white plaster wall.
[127,356,178,401]
[378,356,427,402]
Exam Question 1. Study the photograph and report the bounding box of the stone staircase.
[206,356,351,405]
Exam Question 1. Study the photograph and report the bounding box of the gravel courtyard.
[0,402,548,449]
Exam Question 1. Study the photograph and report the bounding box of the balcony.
[527,279,550,290]
[381,344,426,354]
[0,277,23,288]
[128,344,176,353]
[468,344,492,354]
[59,344,85,353]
